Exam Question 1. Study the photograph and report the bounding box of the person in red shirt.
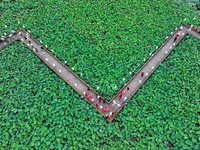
[111,112,114,117]
[84,92,88,96]
[192,27,198,31]
[99,99,101,103]
[119,94,122,101]
[106,114,110,119]
[96,104,99,109]
[174,32,181,42]
[141,72,144,77]
[88,87,90,92]
[121,104,125,107]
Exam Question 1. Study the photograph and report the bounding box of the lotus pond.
[0,0,200,149]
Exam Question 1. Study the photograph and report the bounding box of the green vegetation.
[0,0,200,149]
[1,0,199,100]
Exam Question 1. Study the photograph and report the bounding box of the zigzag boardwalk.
[0,23,199,123]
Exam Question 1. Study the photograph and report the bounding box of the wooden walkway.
[0,23,199,123]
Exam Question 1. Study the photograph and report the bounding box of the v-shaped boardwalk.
[0,23,199,123]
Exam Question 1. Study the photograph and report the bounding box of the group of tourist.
[84,87,115,119]
[174,26,199,43]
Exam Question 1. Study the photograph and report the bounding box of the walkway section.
[0,23,199,123]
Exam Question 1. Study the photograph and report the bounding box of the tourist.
[174,32,181,42]
[84,92,88,97]
[106,114,110,119]
[19,32,23,36]
[96,104,99,109]
[88,87,90,92]
[179,26,183,31]
[0,37,4,45]
[24,35,28,40]
[30,44,34,49]
[111,112,114,117]
[103,100,106,104]
[27,38,31,44]
[127,87,130,91]
[9,34,14,40]
[40,46,44,50]
[119,94,122,101]
[141,72,144,77]
[192,26,198,31]
[99,99,101,103]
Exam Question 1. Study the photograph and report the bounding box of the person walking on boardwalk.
[174,32,181,42]
[9,34,14,40]
[192,26,198,31]
[40,46,44,50]
[24,35,28,40]
[141,72,144,77]
[105,114,110,119]
[0,36,4,45]
[19,32,23,36]
[84,92,88,97]
[27,38,31,44]
[119,94,122,101]
[96,104,99,109]
[88,87,90,92]
[179,26,183,31]
[127,87,130,91]
[8,34,14,44]
[111,112,114,117]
